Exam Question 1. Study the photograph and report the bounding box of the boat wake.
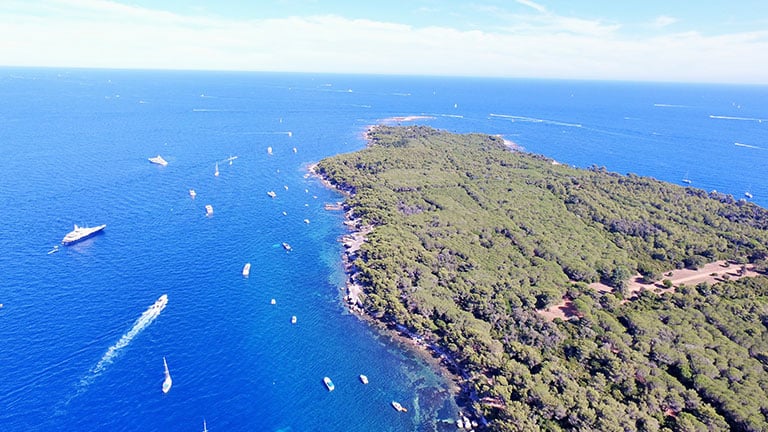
[710,114,767,123]
[489,113,582,128]
[735,142,763,150]
[80,294,168,386]
[654,103,691,108]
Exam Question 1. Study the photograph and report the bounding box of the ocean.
[0,68,765,431]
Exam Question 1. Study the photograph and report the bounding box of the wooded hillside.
[316,126,768,431]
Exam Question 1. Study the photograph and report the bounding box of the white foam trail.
[489,113,582,128]
[85,294,167,381]
[710,114,767,122]
[654,103,690,108]
[735,142,762,149]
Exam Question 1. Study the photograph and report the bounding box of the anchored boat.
[62,224,106,245]
[162,357,172,394]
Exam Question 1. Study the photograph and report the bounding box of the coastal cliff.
[316,125,768,431]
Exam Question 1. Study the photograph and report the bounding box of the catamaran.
[162,357,172,394]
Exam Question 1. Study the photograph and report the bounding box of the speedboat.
[282,242,292,252]
[205,205,214,216]
[189,189,197,198]
[267,191,277,198]
[359,374,369,384]
[291,315,297,324]
[242,262,251,277]
[323,376,335,391]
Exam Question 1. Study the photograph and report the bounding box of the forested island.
[315,126,768,431]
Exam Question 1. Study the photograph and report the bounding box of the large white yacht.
[62,224,106,245]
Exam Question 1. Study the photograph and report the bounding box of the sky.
[1,0,767,84]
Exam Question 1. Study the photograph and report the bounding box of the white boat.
[214,162,219,177]
[205,205,214,216]
[62,224,107,245]
[682,171,692,184]
[148,155,168,166]
[323,376,335,391]
[267,191,277,198]
[391,401,408,412]
[162,357,172,394]
[242,262,251,277]
[189,189,197,198]
[291,315,297,324]
[203,419,208,432]
[47,245,60,254]
[745,191,753,199]
[303,219,310,224]
[267,146,273,155]
[282,242,292,252]
[359,374,369,384]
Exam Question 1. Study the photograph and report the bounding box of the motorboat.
[149,155,168,166]
[162,357,172,394]
[391,401,407,412]
[323,377,335,391]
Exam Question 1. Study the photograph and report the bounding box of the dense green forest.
[316,126,768,431]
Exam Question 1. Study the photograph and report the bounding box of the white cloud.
[514,0,548,14]
[653,15,679,28]
[0,1,766,84]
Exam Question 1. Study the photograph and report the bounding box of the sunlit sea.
[0,68,765,431]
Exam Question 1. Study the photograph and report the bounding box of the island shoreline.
[308,125,483,429]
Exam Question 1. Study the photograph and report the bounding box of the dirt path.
[539,260,759,321]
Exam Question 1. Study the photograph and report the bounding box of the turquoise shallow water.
[0,69,765,431]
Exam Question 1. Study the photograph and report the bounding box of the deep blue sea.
[0,68,766,431]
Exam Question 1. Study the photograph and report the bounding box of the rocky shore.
[309,158,487,431]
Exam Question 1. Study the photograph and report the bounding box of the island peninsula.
[315,125,768,431]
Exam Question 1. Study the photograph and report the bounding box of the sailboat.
[162,356,173,394]
[682,171,692,184]
[214,162,219,177]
